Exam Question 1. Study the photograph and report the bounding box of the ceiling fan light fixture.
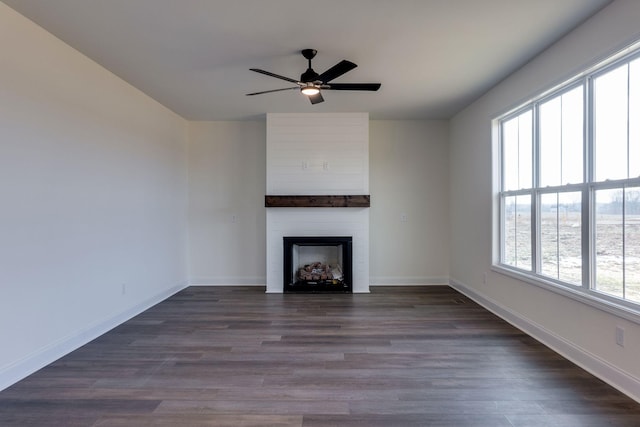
[301,85,320,96]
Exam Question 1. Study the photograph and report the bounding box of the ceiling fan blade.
[325,83,381,91]
[308,92,324,104]
[246,87,298,96]
[317,60,357,83]
[250,68,299,84]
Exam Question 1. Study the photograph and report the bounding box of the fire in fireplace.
[283,236,352,293]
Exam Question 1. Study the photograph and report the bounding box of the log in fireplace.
[283,236,353,293]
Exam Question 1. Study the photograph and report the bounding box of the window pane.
[540,192,582,284]
[558,192,582,284]
[503,195,532,270]
[518,112,533,189]
[540,99,562,187]
[594,65,628,181]
[540,193,559,277]
[594,189,624,298]
[502,110,532,191]
[630,59,640,178]
[540,87,583,187]
[503,119,519,191]
[561,87,584,184]
[625,187,640,303]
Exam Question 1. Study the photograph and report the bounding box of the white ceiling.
[3,0,611,121]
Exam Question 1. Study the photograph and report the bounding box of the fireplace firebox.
[283,236,352,293]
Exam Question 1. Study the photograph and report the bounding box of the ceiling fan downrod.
[300,49,319,83]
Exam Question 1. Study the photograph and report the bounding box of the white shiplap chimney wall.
[266,113,369,195]
[266,113,370,293]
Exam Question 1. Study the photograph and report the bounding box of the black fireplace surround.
[283,236,353,293]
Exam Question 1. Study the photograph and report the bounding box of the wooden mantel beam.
[265,195,370,208]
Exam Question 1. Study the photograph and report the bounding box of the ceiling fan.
[246,49,381,104]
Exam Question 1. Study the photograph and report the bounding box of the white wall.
[0,3,189,390]
[370,120,450,285]
[187,119,449,287]
[188,121,266,285]
[449,0,640,401]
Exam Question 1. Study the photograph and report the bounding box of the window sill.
[492,265,640,325]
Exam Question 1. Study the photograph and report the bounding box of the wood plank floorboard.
[0,286,639,426]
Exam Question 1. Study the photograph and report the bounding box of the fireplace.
[266,208,368,293]
[266,113,370,293]
[283,236,352,293]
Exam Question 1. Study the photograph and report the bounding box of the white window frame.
[493,43,640,324]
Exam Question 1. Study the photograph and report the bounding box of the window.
[496,46,640,310]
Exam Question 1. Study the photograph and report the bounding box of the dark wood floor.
[1,286,639,426]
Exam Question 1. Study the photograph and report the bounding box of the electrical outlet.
[323,161,330,171]
[483,272,487,284]
[400,213,408,222]
[231,214,238,223]
[121,283,127,296]
[302,160,309,170]
[616,326,625,347]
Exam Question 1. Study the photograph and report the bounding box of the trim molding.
[493,265,640,325]
[0,282,188,392]
[190,283,266,287]
[449,278,640,404]
[189,277,266,286]
[370,276,449,286]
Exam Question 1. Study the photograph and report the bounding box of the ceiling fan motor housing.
[301,68,319,83]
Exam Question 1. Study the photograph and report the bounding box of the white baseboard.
[189,276,266,286]
[370,276,449,286]
[0,282,188,392]
[190,277,450,288]
[449,279,640,404]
